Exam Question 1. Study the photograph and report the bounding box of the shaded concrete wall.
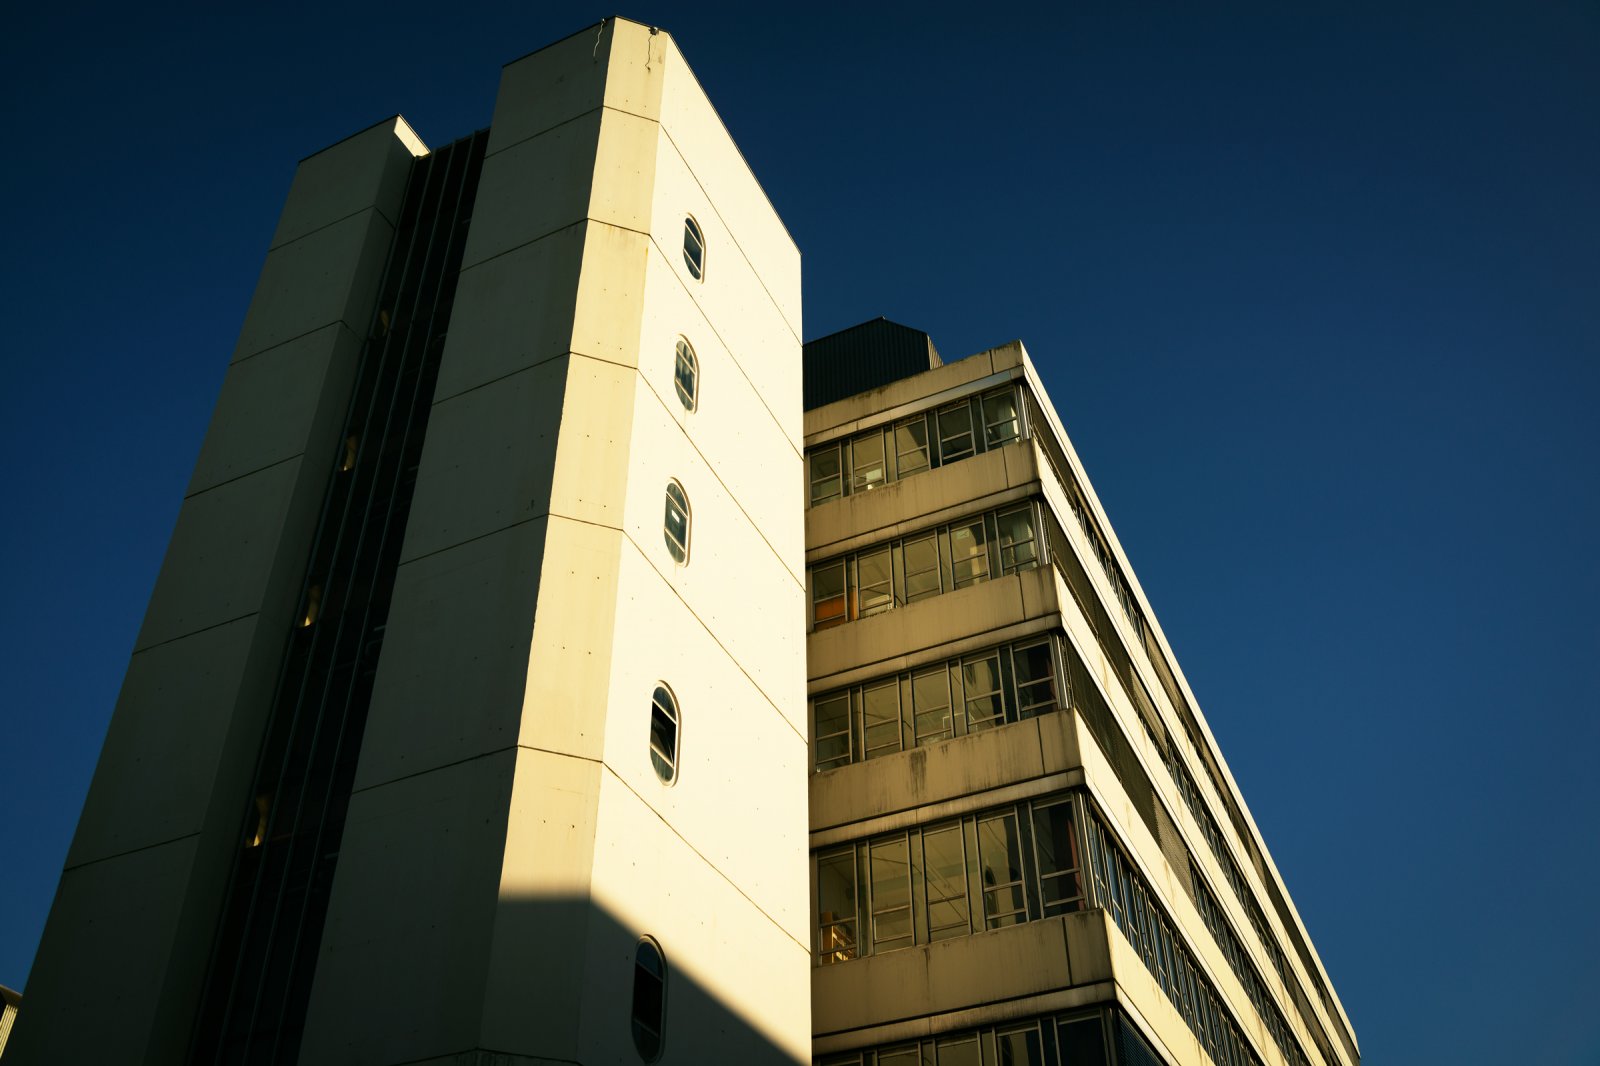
[9,119,425,1065]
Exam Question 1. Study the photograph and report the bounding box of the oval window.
[663,481,690,564]
[650,685,679,784]
[683,215,705,280]
[632,937,667,1061]
[673,338,699,411]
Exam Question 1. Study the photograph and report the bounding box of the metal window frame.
[672,337,698,411]
[663,481,690,563]
[682,214,705,280]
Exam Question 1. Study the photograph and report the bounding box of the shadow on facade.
[290,893,807,1066]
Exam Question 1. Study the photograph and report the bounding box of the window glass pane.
[673,338,698,411]
[962,653,1003,731]
[937,403,975,462]
[997,506,1038,574]
[861,681,903,760]
[902,534,941,603]
[850,431,887,493]
[1057,1016,1108,1066]
[894,418,930,477]
[811,446,843,504]
[649,686,678,783]
[663,482,689,563]
[996,1026,1043,1066]
[683,215,705,279]
[1012,641,1057,719]
[923,824,969,941]
[983,389,1020,447]
[877,1047,921,1066]
[977,812,1026,928]
[911,667,953,746]
[817,851,857,963]
[631,939,665,1061]
[814,692,852,770]
[870,837,913,952]
[812,561,847,629]
[1032,800,1084,915]
[857,548,894,618]
[949,520,989,589]
[935,1034,980,1066]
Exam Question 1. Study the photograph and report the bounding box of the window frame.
[682,214,705,280]
[631,936,667,1062]
[810,635,1070,771]
[663,480,690,564]
[802,385,1028,509]
[672,337,698,412]
[649,684,680,785]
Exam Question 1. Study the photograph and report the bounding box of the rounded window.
[673,337,699,411]
[631,937,667,1061]
[682,215,705,280]
[663,481,690,564]
[649,684,679,784]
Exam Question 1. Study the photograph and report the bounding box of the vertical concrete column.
[10,118,424,1065]
[296,24,625,1064]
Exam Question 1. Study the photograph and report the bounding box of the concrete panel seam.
[633,359,804,590]
[395,510,573,570]
[601,761,808,955]
[269,202,399,253]
[615,532,805,746]
[388,1049,582,1066]
[61,829,199,873]
[431,345,634,408]
[657,124,800,345]
[349,743,521,797]
[459,218,590,278]
[482,102,612,162]
[132,609,260,655]
[182,452,302,503]
[635,228,801,459]
[230,320,358,370]
[234,318,366,369]
[634,208,802,463]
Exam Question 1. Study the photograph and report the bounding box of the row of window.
[1033,400,1343,1064]
[1192,866,1310,1066]
[1082,813,1263,1066]
[808,385,1022,505]
[813,791,1277,1066]
[819,1010,1112,1066]
[817,1005,1171,1066]
[1030,416,1338,1063]
[814,793,1085,964]
[809,503,1041,630]
[814,637,1060,771]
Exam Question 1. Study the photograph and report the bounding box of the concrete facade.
[11,18,1356,1066]
[800,338,1360,1066]
[12,18,805,1066]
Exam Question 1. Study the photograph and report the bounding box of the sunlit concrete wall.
[298,19,807,1065]
[6,119,426,1065]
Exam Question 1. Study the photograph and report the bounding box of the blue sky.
[2,3,1596,1062]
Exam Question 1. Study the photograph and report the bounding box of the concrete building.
[11,18,1357,1066]
[800,322,1360,1066]
[11,18,807,1066]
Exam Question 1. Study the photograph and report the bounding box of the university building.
[9,18,1358,1066]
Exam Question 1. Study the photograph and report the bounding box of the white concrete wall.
[10,118,423,1066]
[301,18,807,1064]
